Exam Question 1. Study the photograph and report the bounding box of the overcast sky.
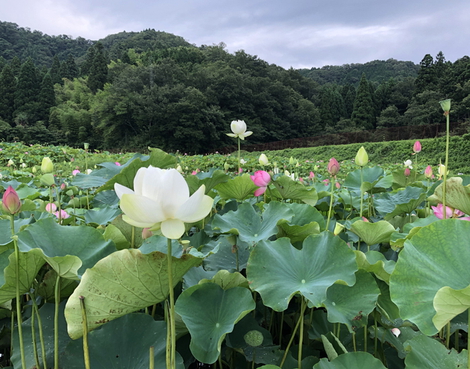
[2,0,469,69]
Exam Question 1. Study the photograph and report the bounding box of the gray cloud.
[2,0,469,68]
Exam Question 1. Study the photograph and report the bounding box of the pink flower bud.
[327,158,340,176]
[425,165,433,179]
[309,171,315,180]
[404,168,411,177]
[413,141,421,153]
[2,186,21,214]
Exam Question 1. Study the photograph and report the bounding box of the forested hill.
[0,20,469,154]
[298,59,419,86]
[0,21,191,66]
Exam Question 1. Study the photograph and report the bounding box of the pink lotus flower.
[323,179,330,186]
[45,203,57,212]
[327,158,340,176]
[115,162,121,166]
[413,141,421,153]
[250,170,271,196]
[432,204,470,221]
[335,181,341,189]
[309,171,315,180]
[72,169,80,176]
[54,209,70,219]
[2,186,21,214]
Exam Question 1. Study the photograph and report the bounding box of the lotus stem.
[446,322,451,349]
[54,274,61,369]
[352,332,357,352]
[364,324,368,352]
[326,177,336,231]
[11,215,26,369]
[79,296,91,369]
[279,298,307,368]
[442,111,450,218]
[32,296,47,369]
[30,303,40,369]
[149,346,155,369]
[359,167,364,218]
[298,298,306,369]
[166,238,176,369]
[237,137,241,174]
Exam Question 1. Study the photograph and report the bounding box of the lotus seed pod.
[244,330,264,347]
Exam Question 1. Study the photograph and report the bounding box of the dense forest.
[0,21,469,153]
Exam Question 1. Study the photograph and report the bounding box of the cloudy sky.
[2,0,469,69]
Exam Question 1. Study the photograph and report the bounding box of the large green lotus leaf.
[174,283,255,364]
[203,236,251,272]
[350,220,395,246]
[62,313,183,369]
[277,203,325,243]
[0,218,32,246]
[37,269,78,301]
[185,169,229,194]
[11,302,70,369]
[0,248,45,304]
[433,284,470,332]
[343,166,385,193]
[214,173,259,200]
[375,186,427,220]
[404,334,467,368]
[313,352,387,369]
[212,202,293,245]
[97,148,177,192]
[91,189,120,208]
[323,270,380,332]
[354,250,395,283]
[375,279,401,322]
[431,176,470,215]
[65,248,203,339]
[103,224,130,250]
[389,219,470,335]
[17,217,116,279]
[84,206,121,226]
[71,171,108,189]
[390,215,440,250]
[16,183,41,200]
[246,233,357,311]
[271,175,318,205]
[199,270,249,290]
[111,214,144,247]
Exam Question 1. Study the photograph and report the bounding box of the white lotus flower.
[403,159,413,169]
[114,167,213,239]
[226,120,253,140]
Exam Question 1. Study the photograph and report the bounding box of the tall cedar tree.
[14,57,40,123]
[50,55,62,85]
[88,42,108,93]
[351,73,376,130]
[38,72,55,122]
[60,54,79,81]
[0,64,17,122]
[414,54,436,94]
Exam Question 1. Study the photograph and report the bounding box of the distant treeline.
[0,20,469,154]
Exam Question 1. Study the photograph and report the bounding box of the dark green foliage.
[50,55,62,84]
[298,59,419,86]
[38,72,55,122]
[14,57,40,123]
[60,54,79,81]
[87,43,108,93]
[351,74,376,130]
[0,64,17,122]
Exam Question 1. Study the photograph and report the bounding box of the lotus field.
[1,107,470,369]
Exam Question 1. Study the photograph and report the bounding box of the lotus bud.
[425,165,433,179]
[404,168,411,177]
[438,164,447,178]
[2,186,21,215]
[327,158,340,176]
[259,153,269,166]
[333,222,345,235]
[84,142,90,150]
[289,157,295,165]
[439,99,451,113]
[223,162,230,172]
[391,328,401,337]
[41,157,54,173]
[142,228,153,240]
[7,159,14,167]
[413,141,421,153]
[32,166,37,173]
[355,146,368,167]
[176,165,183,173]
